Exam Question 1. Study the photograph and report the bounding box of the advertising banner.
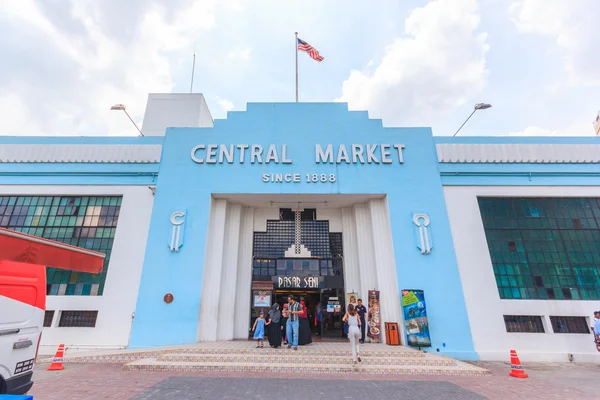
[367,290,381,342]
[253,290,271,308]
[345,291,358,311]
[401,289,431,348]
[327,296,340,313]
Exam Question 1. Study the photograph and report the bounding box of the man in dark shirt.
[286,295,302,350]
[356,298,367,344]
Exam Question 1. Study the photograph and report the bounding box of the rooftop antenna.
[190,43,196,94]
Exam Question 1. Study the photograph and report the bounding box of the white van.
[0,260,44,395]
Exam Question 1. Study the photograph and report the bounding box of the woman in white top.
[343,304,362,365]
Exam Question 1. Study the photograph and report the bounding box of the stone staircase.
[120,342,489,376]
[38,341,489,376]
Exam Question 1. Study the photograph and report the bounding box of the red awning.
[0,227,105,274]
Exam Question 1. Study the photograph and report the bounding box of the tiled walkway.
[28,361,600,400]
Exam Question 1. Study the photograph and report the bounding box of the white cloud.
[228,48,251,60]
[0,0,239,136]
[510,0,599,86]
[0,94,42,136]
[216,97,235,113]
[508,124,595,137]
[337,0,489,126]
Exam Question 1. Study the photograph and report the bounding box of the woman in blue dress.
[252,311,267,348]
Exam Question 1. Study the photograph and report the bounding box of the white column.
[341,207,361,294]
[197,198,227,342]
[217,203,242,340]
[234,206,255,339]
[369,198,402,344]
[354,203,378,304]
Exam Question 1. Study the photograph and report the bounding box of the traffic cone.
[508,349,528,378]
[47,344,65,371]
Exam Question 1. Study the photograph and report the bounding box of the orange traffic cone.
[47,344,65,371]
[508,349,528,378]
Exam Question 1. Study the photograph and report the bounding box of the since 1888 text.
[262,173,336,184]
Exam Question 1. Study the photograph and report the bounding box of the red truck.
[0,227,105,395]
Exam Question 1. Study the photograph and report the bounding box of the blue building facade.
[2,96,599,362]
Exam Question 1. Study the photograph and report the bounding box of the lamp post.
[452,103,492,137]
[110,104,144,136]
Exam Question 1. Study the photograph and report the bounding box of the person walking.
[286,295,302,350]
[356,298,367,344]
[252,311,266,348]
[343,304,362,365]
[315,302,322,336]
[267,303,282,348]
[594,310,600,352]
[298,299,312,345]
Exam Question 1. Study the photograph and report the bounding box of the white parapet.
[142,93,214,137]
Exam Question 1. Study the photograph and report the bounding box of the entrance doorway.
[274,289,346,339]
[275,290,320,336]
[320,288,345,339]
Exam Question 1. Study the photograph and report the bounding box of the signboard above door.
[272,276,324,289]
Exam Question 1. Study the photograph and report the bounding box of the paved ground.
[28,361,600,400]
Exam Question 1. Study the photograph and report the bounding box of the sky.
[1,0,599,137]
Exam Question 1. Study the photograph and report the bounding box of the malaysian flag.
[297,38,324,62]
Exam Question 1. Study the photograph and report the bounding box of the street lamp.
[452,103,492,137]
[110,104,144,136]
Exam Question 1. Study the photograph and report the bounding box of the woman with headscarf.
[267,303,282,348]
[298,299,313,345]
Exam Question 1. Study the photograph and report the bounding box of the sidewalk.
[29,361,600,399]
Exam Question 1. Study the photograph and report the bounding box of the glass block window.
[253,213,337,258]
[280,208,316,221]
[58,311,98,327]
[0,196,122,296]
[300,221,334,258]
[252,209,344,281]
[43,311,55,327]
[478,197,600,300]
[549,316,590,334]
[329,233,343,259]
[253,220,295,258]
[503,315,545,333]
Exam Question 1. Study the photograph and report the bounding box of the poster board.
[401,289,431,347]
[345,291,358,312]
[367,290,381,342]
[253,291,271,308]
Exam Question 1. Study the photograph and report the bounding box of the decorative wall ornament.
[169,211,185,252]
[412,213,432,255]
[284,209,311,258]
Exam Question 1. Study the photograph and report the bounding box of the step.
[123,358,490,376]
[161,347,425,358]
[157,353,457,367]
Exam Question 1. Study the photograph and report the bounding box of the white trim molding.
[0,144,162,163]
[436,144,600,164]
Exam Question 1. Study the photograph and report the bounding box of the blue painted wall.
[129,103,477,359]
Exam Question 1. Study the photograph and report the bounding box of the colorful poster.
[401,289,431,348]
[253,291,271,308]
[345,291,358,312]
[367,290,381,342]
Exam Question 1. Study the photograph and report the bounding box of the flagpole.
[295,32,299,103]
